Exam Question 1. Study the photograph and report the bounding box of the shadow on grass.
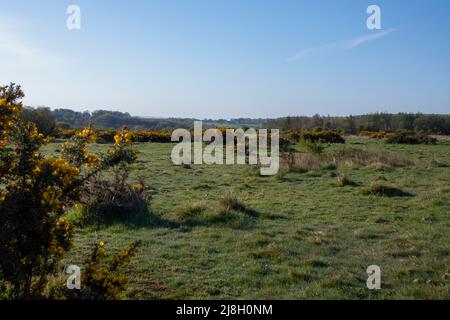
[361,183,414,197]
[68,208,182,230]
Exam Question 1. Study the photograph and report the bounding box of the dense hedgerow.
[0,83,142,299]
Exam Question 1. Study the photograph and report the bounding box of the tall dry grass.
[281,147,413,172]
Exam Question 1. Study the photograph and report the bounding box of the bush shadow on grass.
[218,192,261,218]
[66,206,181,230]
[361,183,414,197]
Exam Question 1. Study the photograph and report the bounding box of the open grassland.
[42,137,450,299]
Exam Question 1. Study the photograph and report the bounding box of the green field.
[42,137,450,299]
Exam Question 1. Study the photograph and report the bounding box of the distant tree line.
[52,109,195,130]
[19,107,450,136]
[264,113,450,135]
[20,107,266,133]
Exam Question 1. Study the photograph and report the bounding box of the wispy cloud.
[288,28,397,62]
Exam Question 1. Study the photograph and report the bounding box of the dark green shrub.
[302,130,346,144]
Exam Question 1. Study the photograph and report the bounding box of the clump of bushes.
[361,182,413,197]
[359,130,437,144]
[359,130,391,139]
[302,130,346,144]
[286,129,345,144]
[55,129,173,144]
[287,129,302,142]
[129,130,172,143]
[384,131,437,145]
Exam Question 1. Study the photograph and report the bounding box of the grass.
[40,137,450,299]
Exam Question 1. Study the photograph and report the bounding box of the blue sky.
[1,0,449,118]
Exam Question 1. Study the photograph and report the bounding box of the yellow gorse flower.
[47,158,80,182]
[77,128,96,142]
[84,154,99,168]
[114,130,133,146]
[132,183,143,191]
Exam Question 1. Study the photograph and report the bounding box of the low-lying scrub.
[385,131,437,145]
[76,170,151,225]
[359,130,391,139]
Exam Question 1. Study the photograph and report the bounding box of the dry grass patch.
[326,148,414,167]
[280,147,413,172]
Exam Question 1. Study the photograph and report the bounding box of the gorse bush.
[0,83,142,299]
[58,240,142,300]
[55,129,172,144]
